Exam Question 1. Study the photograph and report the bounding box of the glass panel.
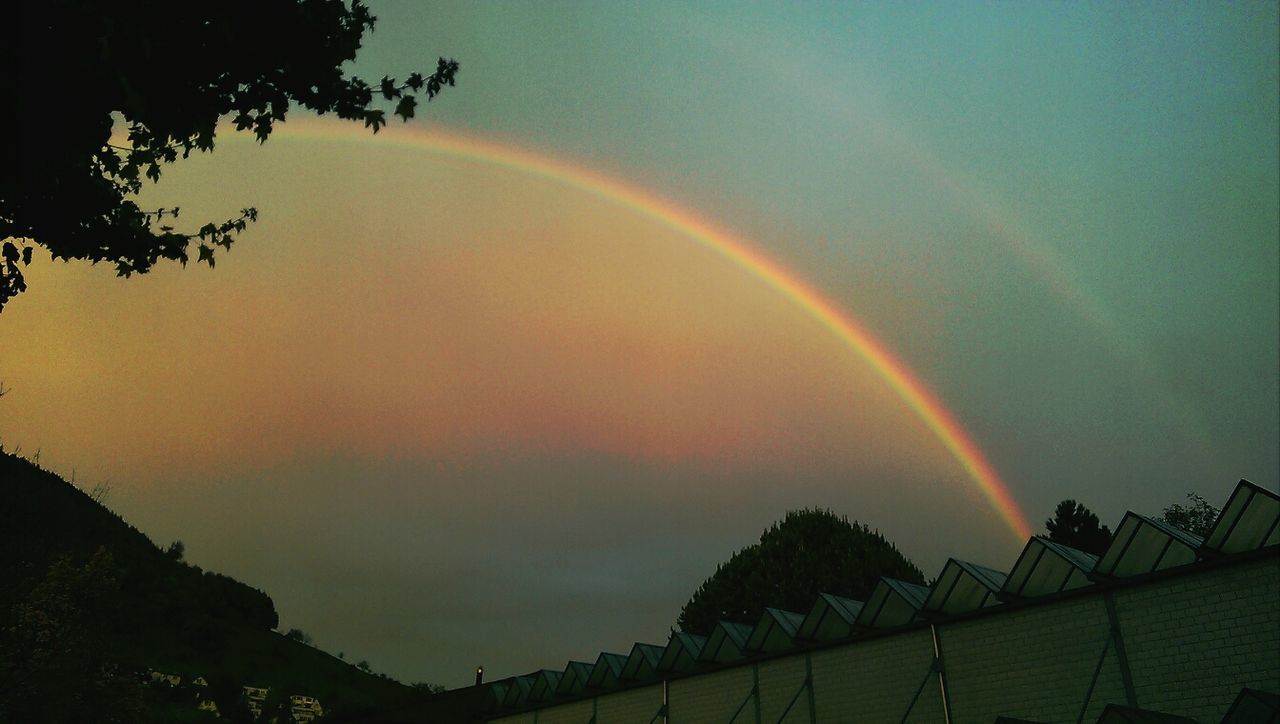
[856,585,890,628]
[764,626,793,652]
[1097,515,1141,575]
[877,591,918,627]
[1113,523,1166,577]
[1223,491,1280,553]
[1004,543,1041,596]
[1110,520,1196,578]
[926,566,962,611]
[945,577,993,613]
[1154,540,1196,570]
[1023,555,1069,597]
[1207,487,1250,550]
[1064,568,1091,591]
[816,614,853,641]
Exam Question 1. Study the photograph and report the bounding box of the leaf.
[254,116,273,143]
[394,95,417,121]
[363,110,386,132]
[197,245,215,268]
[380,76,397,100]
[22,247,33,266]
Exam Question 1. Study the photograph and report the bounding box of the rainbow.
[276,118,1034,542]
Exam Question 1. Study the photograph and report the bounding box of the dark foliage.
[0,452,416,718]
[677,509,925,636]
[285,627,314,645]
[0,549,145,723]
[207,673,254,723]
[1160,492,1220,537]
[1045,499,1114,556]
[0,452,277,632]
[2,0,457,311]
[166,540,186,561]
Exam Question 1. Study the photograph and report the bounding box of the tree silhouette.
[677,509,925,636]
[2,0,458,312]
[164,540,185,562]
[0,549,144,722]
[285,627,314,646]
[1045,499,1113,556]
[1160,493,1219,537]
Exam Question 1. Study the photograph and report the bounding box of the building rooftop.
[483,479,1279,719]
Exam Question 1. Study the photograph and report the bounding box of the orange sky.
[2,132,957,489]
[3,137,1003,687]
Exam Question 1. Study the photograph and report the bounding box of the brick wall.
[756,655,810,722]
[942,590,1124,723]
[669,665,754,722]
[534,698,595,724]
[1116,555,1280,721]
[810,626,941,722]
[492,711,537,724]
[595,684,663,724]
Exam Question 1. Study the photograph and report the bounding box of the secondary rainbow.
[279,118,1034,542]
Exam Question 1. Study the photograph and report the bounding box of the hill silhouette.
[0,451,421,721]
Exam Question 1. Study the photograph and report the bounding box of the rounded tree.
[677,509,925,636]
[1045,500,1113,556]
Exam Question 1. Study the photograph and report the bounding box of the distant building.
[290,694,325,722]
[241,685,269,719]
[148,670,182,687]
[476,480,1279,723]
[197,698,219,716]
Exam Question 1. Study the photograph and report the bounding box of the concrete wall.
[490,555,1279,723]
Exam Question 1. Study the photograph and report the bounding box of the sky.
[2,1,1277,688]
